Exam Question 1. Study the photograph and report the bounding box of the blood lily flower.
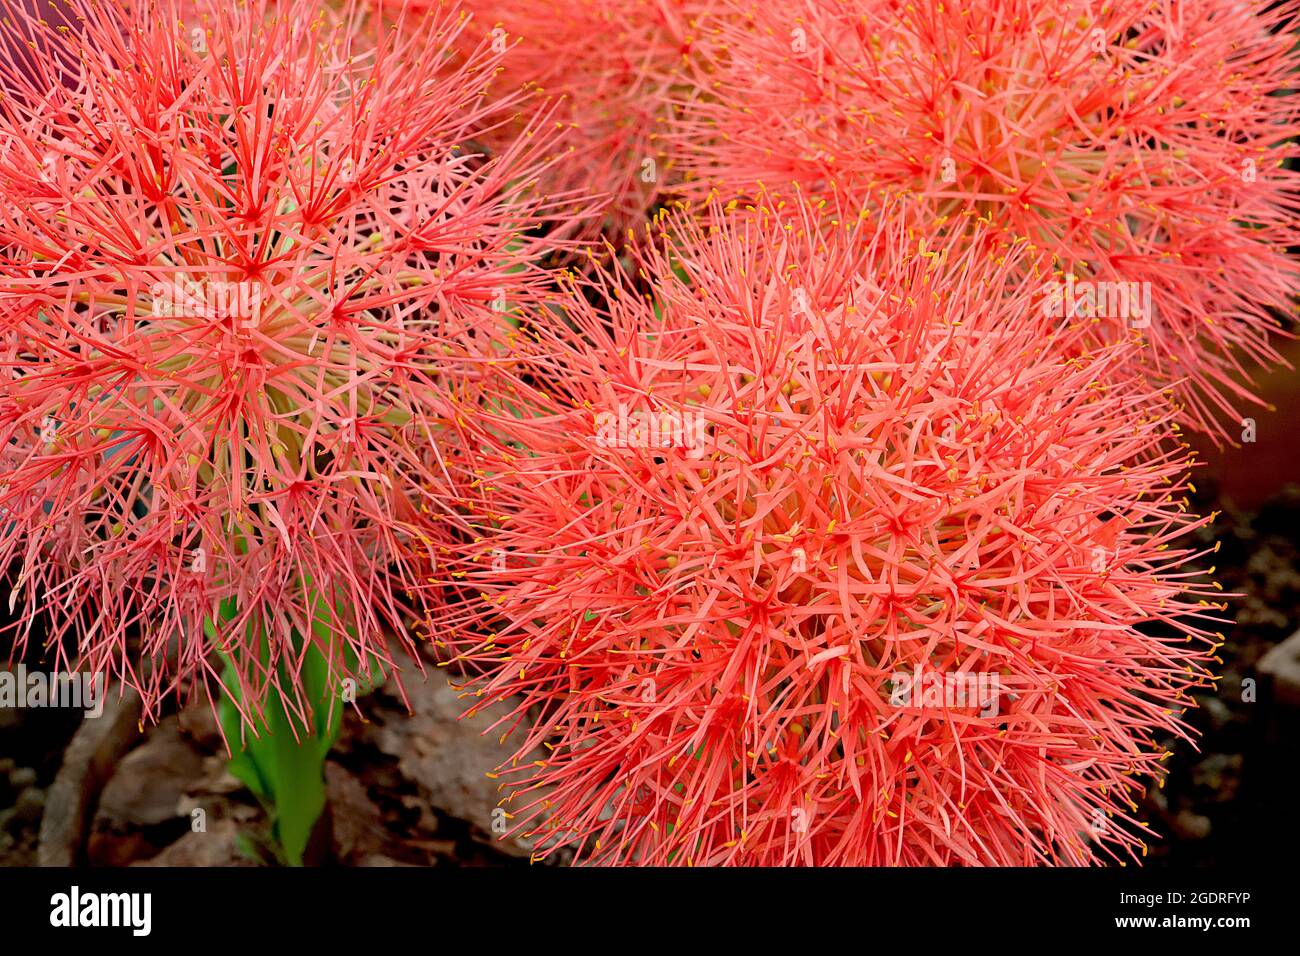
[433,199,1222,865]
[674,0,1300,439]
[0,0,574,720]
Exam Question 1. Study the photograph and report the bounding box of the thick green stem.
[211,600,342,867]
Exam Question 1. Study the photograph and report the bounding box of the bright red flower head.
[673,0,1300,439]
[0,0,575,717]
[434,199,1222,865]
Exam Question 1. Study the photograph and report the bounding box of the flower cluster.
[433,202,1223,865]
[0,0,572,717]
[1,0,1276,869]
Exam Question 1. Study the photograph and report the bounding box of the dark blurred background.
[1146,337,1300,867]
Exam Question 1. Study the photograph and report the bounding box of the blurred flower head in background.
[675,0,1300,439]
[382,0,720,234]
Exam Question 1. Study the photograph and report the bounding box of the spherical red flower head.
[674,0,1300,440]
[373,0,718,233]
[0,0,575,718]
[436,199,1222,865]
